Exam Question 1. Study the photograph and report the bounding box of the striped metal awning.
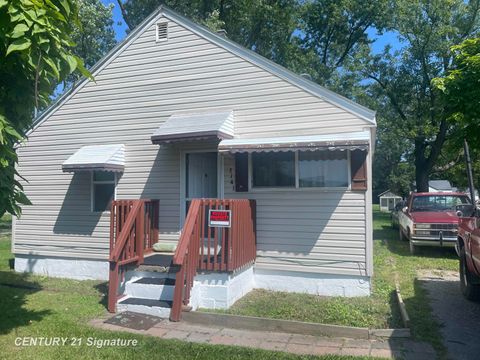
[62,144,125,172]
[151,110,234,144]
[218,131,370,153]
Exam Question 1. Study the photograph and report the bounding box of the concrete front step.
[125,277,176,300]
[117,297,173,318]
[123,269,177,283]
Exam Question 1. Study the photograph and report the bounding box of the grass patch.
[204,206,456,357]
[0,213,11,233]
[0,234,364,359]
[207,289,398,329]
[373,208,456,358]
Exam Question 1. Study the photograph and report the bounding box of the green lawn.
[0,217,363,360]
[0,213,11,233]
[204,206,457,356]
[373,207,456,358]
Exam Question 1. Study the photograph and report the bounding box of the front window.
[92,171,116,212]
[252,152,295,187]
[411,195,470,212]
[251,150,349,189]
[299,151,348,187]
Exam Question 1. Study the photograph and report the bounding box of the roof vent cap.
[217,29,228,38]
[300,73,312,81]
[156,22,168,42]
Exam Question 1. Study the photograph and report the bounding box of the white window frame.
[91,171,117,213]
[248,150,351,192]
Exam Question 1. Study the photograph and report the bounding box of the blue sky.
[103,0,128,40]
[101,0,401,54]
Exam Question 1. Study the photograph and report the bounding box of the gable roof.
[429,180,452,191]
[378,189,402,198]
[27,5,376,137]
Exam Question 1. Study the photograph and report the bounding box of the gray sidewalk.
[90,315,436,359]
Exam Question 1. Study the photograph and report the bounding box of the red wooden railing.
[170,199,256,321]
[108,199,159,312]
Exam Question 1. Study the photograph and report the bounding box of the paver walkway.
[90,314,436,359]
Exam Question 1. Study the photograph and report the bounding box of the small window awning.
[218,131,370,153]
[151,110,234,144]
[62,144,125,172]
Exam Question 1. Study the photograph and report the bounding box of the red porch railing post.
[153,200,159,246]
[107,261,119,313]
[136,200,145,264]
[170,263,185,322]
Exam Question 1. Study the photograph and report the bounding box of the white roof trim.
[62,144,125,172]
[27,5,376,138]
[218,131,370,153]
[151,110,234,143]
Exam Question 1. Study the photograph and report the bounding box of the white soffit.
[151,110,234,144]
[218,131,370,153]
[62,144,125,172]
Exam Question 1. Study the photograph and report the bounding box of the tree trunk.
[414,119,448,193]
[415,140,430,192]
[415,166,430,192]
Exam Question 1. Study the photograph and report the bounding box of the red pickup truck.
[457,206,480,301]
[398,192,471,254]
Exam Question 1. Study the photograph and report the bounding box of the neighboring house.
[378,190,402,212]
[12,6,376,316]
[429,180,453,193]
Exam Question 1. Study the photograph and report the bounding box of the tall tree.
[68,0,117,83]
[0,0,90,216]
[433,38,480,145]
[431,37,480,190]
[364,0,480,192]
[293,0,389,94]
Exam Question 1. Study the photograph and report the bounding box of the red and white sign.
[209,210,231,227]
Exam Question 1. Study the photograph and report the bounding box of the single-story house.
[429,180,453,193]
[13,6,376,319]
[378,190,402,212]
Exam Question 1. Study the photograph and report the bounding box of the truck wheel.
[459,247,480,301]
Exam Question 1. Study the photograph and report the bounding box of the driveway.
[419,270,480,360]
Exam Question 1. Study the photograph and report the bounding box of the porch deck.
[108,198,257,321]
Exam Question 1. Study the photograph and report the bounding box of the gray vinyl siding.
[14,14,372,275]
[222,155,367,276]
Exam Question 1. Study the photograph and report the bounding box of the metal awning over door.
[151,110,234,144]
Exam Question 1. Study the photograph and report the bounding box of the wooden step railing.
[108,199,159,312]
[170,199,256,321]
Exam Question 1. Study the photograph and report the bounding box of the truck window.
[411,195,470,212]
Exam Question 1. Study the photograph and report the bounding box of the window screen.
[299,151,348,187]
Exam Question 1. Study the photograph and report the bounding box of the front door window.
[185,152,218,215]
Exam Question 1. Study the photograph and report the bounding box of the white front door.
[183,152,218,220]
